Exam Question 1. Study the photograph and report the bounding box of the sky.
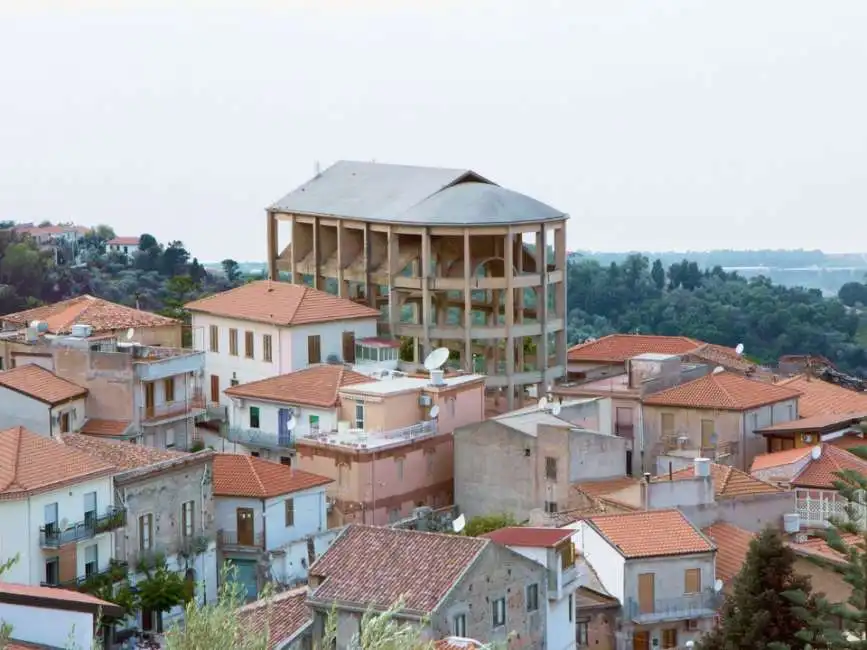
[2,0,867,262]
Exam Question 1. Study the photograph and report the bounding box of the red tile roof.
[0,581,120,612]
[778,375,867,418]
[567,334,703,363]
[0,427,115,500]
[225,365,375,408]
[435,639,484,650]
[0,365,87,405]
[59,433,187,471]
[213,454,333,498]
[750,443,867,489]
[789,534,860,564]
[78,418,131,437]
[757,412,867,434]
[686,343,756,373]
[1,295,178,334]
[750,446,812,472]
[308,525,488,613]
[482,527,574,548]
[184,280,380,327]
[643,371,801,411]
[702,523,755,585]
[237,587,312,650]
[106,236,140,246]
[586,509,715,558]
[658,462,784,498]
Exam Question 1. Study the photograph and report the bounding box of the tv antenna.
[735,343,745,356]
[423,347,450,372]
[537,397,549,411]
[712,366,725,375]
[429,405,440,419]
[126,328,135,341]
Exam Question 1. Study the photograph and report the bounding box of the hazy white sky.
[2,1,866,262]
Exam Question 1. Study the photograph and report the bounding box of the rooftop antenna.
[735,343,745,356]
[452,513,466,534]
[126,328,135,341]
[712,366,725,375]
[424,347,450,372]
[537,397,549,411]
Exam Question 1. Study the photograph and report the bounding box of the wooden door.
[701,419,715,449]
[236,508,254,546]
[59,412,70,433]
[144,382,155,418]
[638,573,655,614]
[343,331,356,363]
[210,374,220,403]
[632,631,649,650]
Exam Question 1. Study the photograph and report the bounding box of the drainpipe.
[741,413,748,472]
[199,469,207,604]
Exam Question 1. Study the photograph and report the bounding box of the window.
[559,539,576,569]
[139,514,153,551]
[209,325,219,352]
[164,428,176,449]
[700,419,715,449]
[751,412,759,430]
[83,491,97,529]
[44,557,59,586]
[44,502,58,539]
[308,335,321,364]
[251,451,260,458]
[396,457,404,481]
[526,584,539,612]
[59,411,70,433]
[661,412,675,436]
[280,456,292,466]
[492,597,506,628]
[685,568,702,594]
[355,403,364,429]
[342,332,356,362]
[576,620,588,646]
[263,334,273,363]
[569,593,574,622]
[453,613,467,638]
[229,328,239,356]
[545,456,557,480]
[181,501,194,539]
[686,619,699,631]
[84,544,98,577]
[230,376,239,387]
[426,452,434,476]
[250,406,260,429]
[285,499,295,527]
[662,629,677,649]
[545,501,558,513]
[309,414,320,433]
[245,331,254,359]
[164,377,175,403]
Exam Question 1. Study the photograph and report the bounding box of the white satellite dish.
[811,445,822,460]
[429,405,440,419]
[552,403,562,416]
[126,328,135,341]
[286,415,296,431]
[538,397,549,411]
[423,347,450,372]
[452,513,466,533]
[712,366,725,375]
[735,343,745,356]
[714,578,724,593]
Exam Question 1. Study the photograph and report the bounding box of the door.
[59,411,70,433]
[638,572,655,614]
[236,508,254,546]
[144,382,155,418]
[210,374,220,403]
[615,407,634,438]
[626,450,633,477]
[632,631,649,650]
[343,331,356,363]
[701,419,715,451]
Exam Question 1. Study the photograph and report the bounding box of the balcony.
[217,529,265,552]
[140,390,207,426]
[133,347,205,381]
[624,590,721,624]
[303,419,438,451]
[226,427,294,451]
[41,561,129,591]
[40,507,126,548]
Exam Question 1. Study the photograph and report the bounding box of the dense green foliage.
[462,513,517,538]
[697,529,814,650]
[566,254,867,375]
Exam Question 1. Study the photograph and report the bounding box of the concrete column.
[289,215,299,285]
[515,235,525,376]
[266,210,278,281]
[463,229,473,371]
[535,224,548,395]
[387,227,400,338]
[363,224,375,308]
[505,230,515,410]
[336,221,347,298]
[554,223,568,370]
[421,228,432,360]
[311,217,321,290]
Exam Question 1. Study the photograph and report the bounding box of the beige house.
[642,371,801,472]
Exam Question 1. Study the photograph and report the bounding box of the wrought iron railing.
[226,427,294,450]
[217,529,265,550]
[140,390,206,424]
[40,561,129,591]
[624,590,721,623]
[39,507,126,548]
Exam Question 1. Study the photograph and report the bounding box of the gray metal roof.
[269,160,566,225]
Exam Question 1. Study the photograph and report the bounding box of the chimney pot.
[694,457,711,478]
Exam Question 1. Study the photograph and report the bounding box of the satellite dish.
[735,343,745,356]
[429,405,440,419]
[286,415,296,431]
[552,403,562,416]
[423,347,450,372]
[811,445,822,460]
[126,328,135,341]
[538,397,549,411]
[29,320,39,328]
[712,366,725,375]
[452,514,466,533]
[714,578,724,593]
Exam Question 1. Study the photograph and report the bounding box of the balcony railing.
[140,391,207,425]
[624,590,721,624]
[40,507,126,548]
[217,529,265,551]
[226,427,294,451]
[40,561,129,591]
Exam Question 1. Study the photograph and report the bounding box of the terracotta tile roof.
[789,534,860,564]
[184,280,380,327]
[0,365,87,405]
[828,435,867,452]
[791,444,867,489]
[573,476,641,498]
[237,587,312,650]
[6,641,57,650]
[308,525,488,613]
[643,371,801,411]
[585,509,715,559]
[0,581,118,610]
[482,527,574,548]
[750,446,812,472]
[778,375,867,418]
[757,411,867,434]
[213,454,332,498]
[106,236,140,246]
[225,365,375,407]
[567,334,703,363]
[658,462,784,498]
[0,294,178,334]
[687,343,756,373]
[0,427,115,500]
[78,418,131,437]
[702,523,755,585]
[435,639,484,650]
[58,433,186,471]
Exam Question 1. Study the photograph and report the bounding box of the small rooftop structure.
[224,365,374,408]
[751,443,867,489]
[567,334,703,363]
[777,374,867,418]
[482,527,574,548]
[0,365,87,406]
[654,461,784,499]
[212,454,333,499]
[643,370,801,411]
[583,509,716,559]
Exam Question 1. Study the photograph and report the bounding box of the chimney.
[430,369,445,386]
[694,457,711,478]
[642,472,651,511]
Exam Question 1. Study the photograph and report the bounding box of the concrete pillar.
[337,221,347,298]
[505,230,515,411]
[387,228,400,338]
[311,217,321,290]
[535,224,549,396]
[554,223,568,370]
[363,224,375,309]
[516,234,525,380]
[421,228,432,360]
[266,211,278,281]
[463,229,473,372]
[289,215,299,285]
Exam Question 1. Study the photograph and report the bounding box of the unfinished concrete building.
[265,160,569,409]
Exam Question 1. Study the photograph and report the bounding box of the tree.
[839,281,867,307]
[651,258,666,291]
[136,555,190,634]
[463,513,517,537]
[0,554,19,650]
[696,528,814,650]
[221,259,242,283]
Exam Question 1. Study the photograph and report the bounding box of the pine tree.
[697,527,813,650]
